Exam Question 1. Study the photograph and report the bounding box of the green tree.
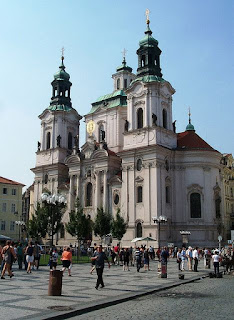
[27,201,65,246]
[65,198,93,256]
[93,207,112,243]
[111,208,128,242]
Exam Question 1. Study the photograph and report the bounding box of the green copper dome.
[54,59,70,81]
[139,25,158,47]
[186,123,195,131]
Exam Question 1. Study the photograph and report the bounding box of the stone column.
[103,170,108,212]
[95,171,100,210]
[76,173,80,201]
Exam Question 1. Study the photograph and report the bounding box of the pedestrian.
[161,247,169,265]
[1,240,16,279]
[193,247,199,272]
[177,248,182,271]
[123,248,130,271]
[61,247,72,276]
[51,248,58,270]
[90,245,98,274]
[149,246,154,260]
[91,245,110,290]
[134,247,142,272]
[34,241,41,270]
[144,248,150,271]
[186,246,193,271]
[181,247,187,271]
[17,243,24,270]
[25,242,34,273]
[212,250,221,275]
[110,247,116,265]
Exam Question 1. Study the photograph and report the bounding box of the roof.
[177,131,218,152]
[0,176,25,186]
[131,75,165,86]
[47,104,73,112]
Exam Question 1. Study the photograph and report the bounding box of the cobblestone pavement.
[0,259,218,319]
[72,275,234,320]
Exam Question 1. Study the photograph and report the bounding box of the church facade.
[32,18,229,248]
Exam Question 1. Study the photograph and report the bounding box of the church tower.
[31,52,82,204]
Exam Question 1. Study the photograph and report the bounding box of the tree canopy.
[111,208,128,241]
[93,207,111,241]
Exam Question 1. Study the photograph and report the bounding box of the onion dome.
[54,57,70,81]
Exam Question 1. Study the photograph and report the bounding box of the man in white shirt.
[186,247,193,271]
[193,247,199,272]
[212,251,220,275]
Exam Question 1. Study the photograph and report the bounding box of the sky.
[0,0,233,190]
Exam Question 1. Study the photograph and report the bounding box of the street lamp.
[41,193,66,247]
[15,220,26,241]
[152,215,168,249]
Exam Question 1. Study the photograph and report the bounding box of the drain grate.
[48,306,74,312]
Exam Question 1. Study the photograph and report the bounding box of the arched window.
[46,132,51,149]
[166,186,170,204]
[44,174,48,185]
[124,79,127,89]
[141,55,145,67]
[190,193,201,218]
[163,109,167,129]
[99,125,104,142]
[215,197,221,218]
[86,183,93,207]
[137,108,143,129]
[68,132,72,150]
[60,224,65,238]
[136,222,142,237]
[136,159,142,171]
[117,78,120,90]
[137,186,143,203]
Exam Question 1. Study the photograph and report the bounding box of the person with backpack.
[1,240,16,279]
[25,242,35,273]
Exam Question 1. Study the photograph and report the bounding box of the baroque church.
[31,17,223,248]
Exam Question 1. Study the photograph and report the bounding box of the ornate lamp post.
[15,220,26,241]
[152,215,168,249]
[41,193,66,247]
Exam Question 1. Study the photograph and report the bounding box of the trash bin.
[48,270,63,296]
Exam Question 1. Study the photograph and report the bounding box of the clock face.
[87,120,95,136]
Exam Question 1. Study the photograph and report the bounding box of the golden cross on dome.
[61,47,65,61]
[188,107,191,123]
[122,48,127,60]
[145,8,150,24]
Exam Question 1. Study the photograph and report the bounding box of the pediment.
[90,148,108,160]
[65,154,81,166]
[135,175,144,183]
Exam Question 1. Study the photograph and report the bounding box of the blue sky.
[0,0,233,189]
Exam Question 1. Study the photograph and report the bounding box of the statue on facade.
[74,134,79,148]
[56,135,61,147]
[37,141,41,152]
[152,113,157,126]
[125,120,129,132]
[173,120,176,133]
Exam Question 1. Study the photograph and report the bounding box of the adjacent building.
[0,177,25,240]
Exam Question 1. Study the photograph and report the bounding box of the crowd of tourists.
[0,239,233,288]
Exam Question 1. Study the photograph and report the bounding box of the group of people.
[0,240,43,278]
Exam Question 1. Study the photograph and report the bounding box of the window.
[166,186,170,204]
[44,174,48,184]
[11,203,16,213]
[113,193,119,205]
[46,132,51,149]
[117,78,120,90]
[10,221,15,231]
[190,193,201,218]
[1,221,6,231]
[99,125,104,142]
[124,79,127,89]
[2,203,6,212]
[12,189,16,196]
[137,108,143,129]
[68,132,73,150]
[141,55,145,67]
[137,186,143,203]
[60,224,65,238]
[3,187,7,194]
[86,183,93,207]
[215,197,221,218]
[136,222,142,237]
[163,109,167,129]
[136,159,142,171]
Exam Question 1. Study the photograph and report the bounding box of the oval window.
[114,194,119,205]
[137,159,142,171]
